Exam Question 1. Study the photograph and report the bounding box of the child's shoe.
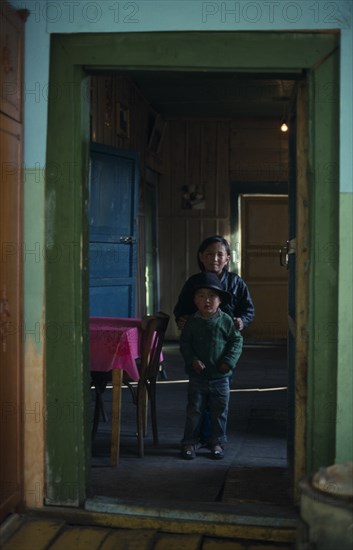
[181,444,196,460]
[210,444,224,459]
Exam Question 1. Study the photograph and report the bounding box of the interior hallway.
[89,342,298,520]
[0,343,299,550]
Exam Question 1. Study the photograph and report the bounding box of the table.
[90,317,141,379]
[90,317,142,465]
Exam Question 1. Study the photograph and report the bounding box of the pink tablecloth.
[90,317,141,381]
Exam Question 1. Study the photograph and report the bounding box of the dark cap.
[191,272,231,304]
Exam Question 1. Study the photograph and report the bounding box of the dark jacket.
[174,270,255,329]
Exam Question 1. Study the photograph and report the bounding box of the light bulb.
[280,121,289,132]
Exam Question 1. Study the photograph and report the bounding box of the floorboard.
[89,343,296,519]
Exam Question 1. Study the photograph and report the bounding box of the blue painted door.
[89,143,139,317]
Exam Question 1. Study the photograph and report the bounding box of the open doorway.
[45,31,339,511]
[88,73,294,507]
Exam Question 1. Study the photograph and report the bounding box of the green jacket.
[180,310,243,380]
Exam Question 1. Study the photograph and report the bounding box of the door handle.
[279,239,296,269]
[279,241,289,269]
[118,236,136,245]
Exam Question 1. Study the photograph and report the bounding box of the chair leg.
[137,382,148,437]
[100,395,109,423]
[110,369,123,466]
[92,390,101,440]
[143,386,148,436]
[136,382,146,458]
[91,375,109,440]
[149,379,159,446]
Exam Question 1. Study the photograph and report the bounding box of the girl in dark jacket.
[174,235,255,331]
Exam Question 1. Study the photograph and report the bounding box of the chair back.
[139,312,169,381]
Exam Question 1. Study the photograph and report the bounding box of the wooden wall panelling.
[218,219,230,238]
[135,88,146,157]
[229,119,288,182]
[158,122,171,216]
[185,120,204,259]
[159,122,175,326]
[91,76,113,145]
[114,75,129,149]
[170,120,187,216]
[158,124,174,329]
[165,216,188,336]
[187,217,204,274]
[200,218,221,241]
[158,216,172,316]
[103,76,115,145]
[128,82,141,161]
[160,117,235,338]
[137,87,154,172]
[216,120,231,221]
[186,119,201,206]
[200,120,218,218]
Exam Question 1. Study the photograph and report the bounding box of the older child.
[174,235,255,331]
[180,272,243,460]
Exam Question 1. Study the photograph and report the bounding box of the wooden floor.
[1,509,297,549]
[89,343,294,509]
[1,344,299,549]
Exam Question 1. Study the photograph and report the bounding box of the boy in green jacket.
[180,272,243,460]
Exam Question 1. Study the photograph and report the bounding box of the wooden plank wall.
[160,118,288,338]
[90,76,288,338]
[230,119,289,182]
[159,119,231,337]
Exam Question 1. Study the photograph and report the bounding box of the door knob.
[119,236,136,244]
[279,239,296,269]
[279,241,289,268]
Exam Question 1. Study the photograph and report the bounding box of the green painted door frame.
[45,32,339,505]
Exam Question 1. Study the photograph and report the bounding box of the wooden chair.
[91,371,111,440]
[123,312,170,457]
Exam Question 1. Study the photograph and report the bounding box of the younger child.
[180,272,243,460]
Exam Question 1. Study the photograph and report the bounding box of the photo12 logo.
[19,1,140,24]
[201,2,343,25]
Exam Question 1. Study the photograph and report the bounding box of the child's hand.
[176,315,189,330]
[218,363,231,374]
[234,317,244,331]
[192,359,206,374]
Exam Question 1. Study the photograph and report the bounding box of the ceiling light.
[280,120,289,132]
